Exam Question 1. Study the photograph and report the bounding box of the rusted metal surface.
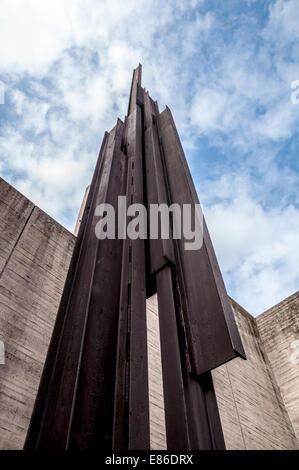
[143,91,175,275]
[158,107,246,375]
[25,64,245,450]
[113,96,149,450]
[156,267,190,449]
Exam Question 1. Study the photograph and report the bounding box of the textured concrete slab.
[256,291,299,441]
[146,295,166,450]
[0,178,34,274]
[146,293,299,450]
[0,178,75,449]
[213,300,298,450]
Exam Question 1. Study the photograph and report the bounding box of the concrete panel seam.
[0,205,35,281]
[225,362,247,449]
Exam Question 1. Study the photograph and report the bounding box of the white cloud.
[265,0,299,42]
[191,88,230,132]
[188,2,299,150]
[10,90,50,134]
[0,0,73,75]
[203,174,299,315]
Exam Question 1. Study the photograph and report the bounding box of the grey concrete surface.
[0,178,75,449]
[257,291,299,441]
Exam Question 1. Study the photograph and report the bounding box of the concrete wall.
[256,291,299,441]
[74,185,90,237]
[146,295,167,450]
[0,178,75,449]
[213,300,298,450]
[146,294,299,450]
[0,177,298,450]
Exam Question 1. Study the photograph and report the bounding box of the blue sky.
[0,0,298,315]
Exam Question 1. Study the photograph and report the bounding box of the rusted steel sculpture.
[25,65,245,450]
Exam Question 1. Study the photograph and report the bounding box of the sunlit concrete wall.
[213,300,298,450]
[256,291,299,441]
[0,178,75,449]
[146,295,298,450]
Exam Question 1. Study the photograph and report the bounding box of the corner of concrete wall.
[256,291,299,442]
[213,299,299,450]
[0,177,75,449]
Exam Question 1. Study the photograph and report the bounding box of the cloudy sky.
[0,0,298,316]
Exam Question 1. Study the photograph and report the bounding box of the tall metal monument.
[25,65,245,450]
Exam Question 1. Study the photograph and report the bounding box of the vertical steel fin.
[158,106,246,375]
[128,64,142,116]
[156,267,190,450]
[143,91,175,275]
